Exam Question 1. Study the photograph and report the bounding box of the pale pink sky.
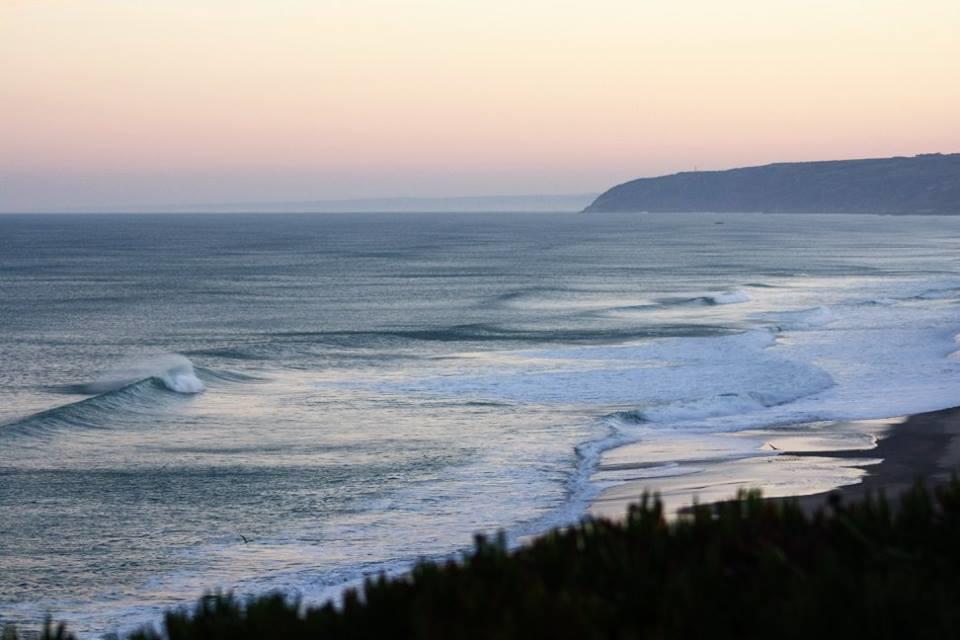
[2,0,958,210]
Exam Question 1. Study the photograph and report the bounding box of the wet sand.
[589,406,960,519]
[790,405,960,510]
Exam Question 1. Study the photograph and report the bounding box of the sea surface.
[2,212,960,635]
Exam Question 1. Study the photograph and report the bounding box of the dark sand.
[589,407,960,519]
[791,405,960,510]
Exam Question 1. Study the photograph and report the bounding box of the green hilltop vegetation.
[8,481,960,639]
[585,153,960,214]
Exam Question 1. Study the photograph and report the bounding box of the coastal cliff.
[585,153,960,214]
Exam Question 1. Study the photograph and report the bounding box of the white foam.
[385,330,833,426]
[384,278,960,435]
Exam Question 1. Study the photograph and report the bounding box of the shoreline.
[789,405,960,510]
[5,409,960,637]
[589,406,960,519]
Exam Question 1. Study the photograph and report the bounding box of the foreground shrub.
[10,480,960,639]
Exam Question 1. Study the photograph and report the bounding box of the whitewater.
[2,211,960,636]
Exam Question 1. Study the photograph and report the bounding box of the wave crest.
[83,354,205,395]
[2,378,187,438]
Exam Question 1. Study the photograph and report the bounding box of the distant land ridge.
[585,153,960,214]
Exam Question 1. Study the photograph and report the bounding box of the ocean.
[2,211,960,635]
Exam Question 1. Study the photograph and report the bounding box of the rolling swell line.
[0,378,182,439]
[1,365,258,439]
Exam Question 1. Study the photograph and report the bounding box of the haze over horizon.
[3,0,959,212]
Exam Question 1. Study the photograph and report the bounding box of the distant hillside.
[585,153,960,214]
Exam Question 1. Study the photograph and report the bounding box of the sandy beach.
[589,406,960,519]
[795,405,960,507]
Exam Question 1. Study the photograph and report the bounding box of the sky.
[2,0,959,211]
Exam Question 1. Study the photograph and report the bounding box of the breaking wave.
[80,354,205,394]
[2,379,185,438]
[2,355,211,438]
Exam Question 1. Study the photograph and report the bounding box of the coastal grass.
[9,479,960,639]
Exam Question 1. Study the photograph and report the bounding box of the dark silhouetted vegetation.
[9,480,960,639]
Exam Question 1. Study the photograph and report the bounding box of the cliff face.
[585,153,960,214]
